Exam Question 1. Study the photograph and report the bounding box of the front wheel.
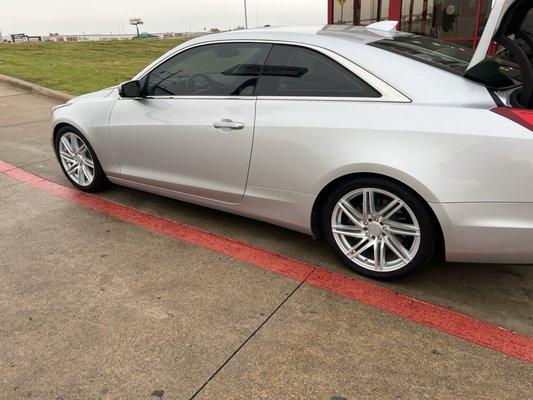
[54,126,107,192]
[321,178,436,279]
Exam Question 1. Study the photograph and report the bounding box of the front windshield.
[368,34,524,88]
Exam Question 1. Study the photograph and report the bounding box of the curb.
[0,74,74,103]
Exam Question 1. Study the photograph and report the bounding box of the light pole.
[129,18,144,37]
[243,0,248,29]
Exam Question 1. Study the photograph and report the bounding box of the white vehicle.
[52,0,532,278]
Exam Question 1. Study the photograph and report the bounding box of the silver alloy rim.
[58,132,95,187]
[331,188,421,273]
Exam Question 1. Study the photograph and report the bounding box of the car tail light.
[491,107,533,131]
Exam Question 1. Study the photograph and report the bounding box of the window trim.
[135,40,410,103]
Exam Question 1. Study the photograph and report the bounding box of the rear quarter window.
[256,45,381,98]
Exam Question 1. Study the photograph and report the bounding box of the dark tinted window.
[146,43,270,96]
[256,45,381,98]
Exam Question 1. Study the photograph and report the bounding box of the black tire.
[54,126,107,192]
[321,177,435,279]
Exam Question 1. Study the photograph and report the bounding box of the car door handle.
[213,120,245,130]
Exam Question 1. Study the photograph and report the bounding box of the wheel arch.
[52,121,104,167]
[310,172,445,259]
[52,122,78,163]
[52,121,87,144]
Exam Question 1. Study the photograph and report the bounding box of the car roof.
[222,25,398,40]
[191,25,407,48]
[134,25,495,107]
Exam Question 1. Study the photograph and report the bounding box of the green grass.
[0,39,187,95]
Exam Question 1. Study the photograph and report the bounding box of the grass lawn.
[0,39,188,95]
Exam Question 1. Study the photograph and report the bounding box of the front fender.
[51,94,120,175]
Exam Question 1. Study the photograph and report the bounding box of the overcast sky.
[1,0,327,36]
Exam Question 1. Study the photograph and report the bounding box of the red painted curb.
[307,269,531,362]
[1,159,532,363]
[0,160,16,173]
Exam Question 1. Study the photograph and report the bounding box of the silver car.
[52,0,532,278]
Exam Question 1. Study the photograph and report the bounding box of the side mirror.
[118,80,142,98]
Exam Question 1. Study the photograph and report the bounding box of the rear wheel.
[321,177,435,279]
[54,126,107,192]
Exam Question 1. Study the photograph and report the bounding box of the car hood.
[66,86,117,104]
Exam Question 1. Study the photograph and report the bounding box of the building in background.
[4,32,200,44]
[10,33,42,43]
[327,0,492,49]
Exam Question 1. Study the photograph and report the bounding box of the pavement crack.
[0,118,50,129]
[0,92,30,98]
[21,157,55,167]
[317,252,333,267]
[0,157,54,172]
[188,270,314,400]
[0,158,55,194]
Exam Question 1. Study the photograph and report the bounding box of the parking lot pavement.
[0,84,532,398]
[0,179,302,399]
[195,285,529,400]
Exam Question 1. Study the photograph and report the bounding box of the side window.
[146,43,271,97]
[256,45,381,98]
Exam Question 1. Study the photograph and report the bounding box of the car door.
[108,42,271,203]
[248,44,395,194]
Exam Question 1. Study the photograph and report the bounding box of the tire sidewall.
[54,126,106,192]
[321,177,435,279]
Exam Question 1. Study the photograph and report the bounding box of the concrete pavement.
[0,83,531,399]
